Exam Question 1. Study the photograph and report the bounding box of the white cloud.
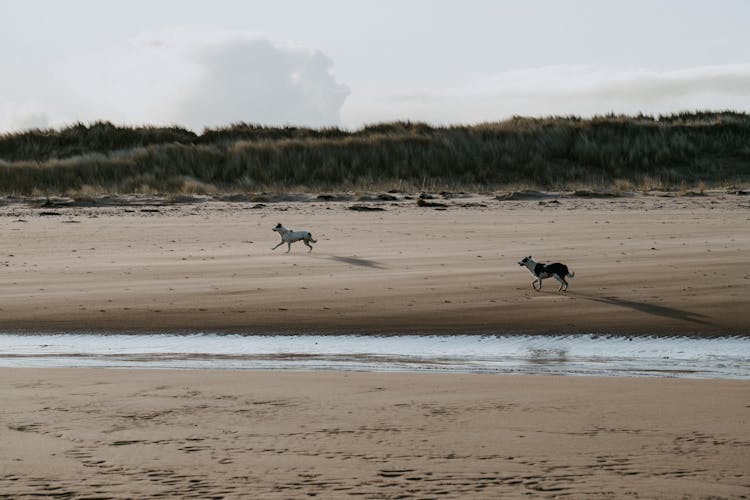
[169,33,350,130]
[0,109,51,132]
[342,63,750,127]
[3,33,748,134]
[0,30,350,132]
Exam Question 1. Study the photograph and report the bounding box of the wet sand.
[0,192,748,334]
[1,368,748,498]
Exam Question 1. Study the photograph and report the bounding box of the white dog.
[272,223,318,252]
[518,255,575,291]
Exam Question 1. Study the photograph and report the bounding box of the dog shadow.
[564,291,714,326]
[325,255,386,269]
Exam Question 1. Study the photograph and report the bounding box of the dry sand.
[0,191,748,334]
[1,368,748,498]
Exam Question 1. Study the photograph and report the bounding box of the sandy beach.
[0,191,748,334]
[1,368,748,498]
[1,192,749,498]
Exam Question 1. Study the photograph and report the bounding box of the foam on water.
[0,333,748,379]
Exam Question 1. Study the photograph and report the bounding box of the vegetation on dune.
[0,111,748,196]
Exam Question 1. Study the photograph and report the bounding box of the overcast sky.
[1,0,749,132]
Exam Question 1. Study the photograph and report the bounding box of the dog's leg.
[272,241,284,250]
[286,242,291,253]
[304,239,313,252]
[554,275,567,291]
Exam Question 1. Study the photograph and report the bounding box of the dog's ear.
[528,255,532,259]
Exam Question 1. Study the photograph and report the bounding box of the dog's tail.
[567,271,575,278]
[308,233,317,243]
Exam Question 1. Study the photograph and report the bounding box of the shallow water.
[1,333,748,379]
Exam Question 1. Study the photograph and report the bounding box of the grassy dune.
[0,112,748,196]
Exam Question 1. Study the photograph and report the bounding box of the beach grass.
[1,111,748,196]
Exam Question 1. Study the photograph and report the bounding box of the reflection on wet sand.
[1,334,748,379]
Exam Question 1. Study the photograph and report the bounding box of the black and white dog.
[518,256,574,291]
[272,223,318,252]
